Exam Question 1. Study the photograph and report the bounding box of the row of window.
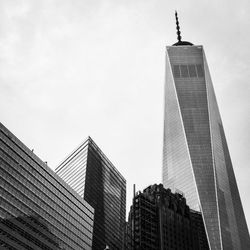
[0,130,93,250]
[0,127,94,215]
[0,151,93,229]
[173,64,204,78]
[0,136,93,220]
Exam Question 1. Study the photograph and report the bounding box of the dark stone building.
[126,184,209,250]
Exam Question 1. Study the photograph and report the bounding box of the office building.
[126,184,208,250]
[163,13,250,249]
[56,136,126,250]
[0,122,94,249]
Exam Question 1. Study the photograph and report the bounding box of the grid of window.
[0,123,94,250]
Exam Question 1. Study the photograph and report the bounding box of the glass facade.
[163,45,250,249]
[0,122,94,250]
[56,137,126,250]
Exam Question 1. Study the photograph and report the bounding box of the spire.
[175,11,182,42]
[172,11,193,46]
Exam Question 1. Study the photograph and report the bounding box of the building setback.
[126,184,208,250]
[162,13,250,249]
[0,122,94,250]
[56,136,126,250]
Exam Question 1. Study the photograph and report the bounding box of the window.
[180,65,188,77]
[172,64,204,78]
[196,64,204,77]
[173,65,181,78]
[188,64,196,77]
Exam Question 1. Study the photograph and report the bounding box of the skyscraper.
[0,122,94,250]
[56,136,126,250]
[162,13,250,249]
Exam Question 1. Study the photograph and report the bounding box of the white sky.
[0,0,250,228]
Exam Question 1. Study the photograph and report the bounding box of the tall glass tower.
[56,137,126,250]
[163,12,250,250]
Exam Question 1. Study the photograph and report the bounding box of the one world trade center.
[163,12,250,249]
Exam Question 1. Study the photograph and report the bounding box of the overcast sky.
[0,0,250,228]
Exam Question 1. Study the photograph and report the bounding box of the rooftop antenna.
[175,11,182,42]
[173,11,193,46]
